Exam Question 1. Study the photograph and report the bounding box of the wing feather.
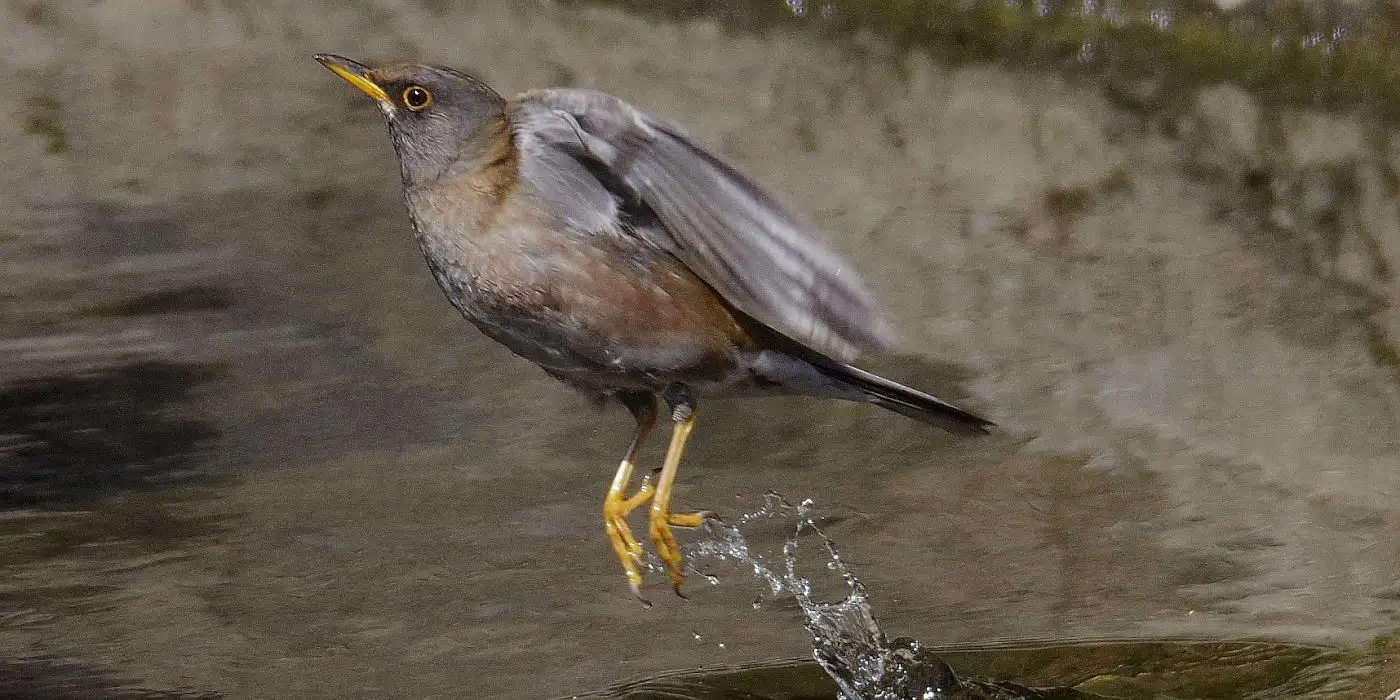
[509,88,894,361]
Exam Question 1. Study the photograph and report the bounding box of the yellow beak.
[314,54,390,104]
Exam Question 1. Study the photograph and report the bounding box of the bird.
[313,54,993,601]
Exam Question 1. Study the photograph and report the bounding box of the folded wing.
[510,88,893,362]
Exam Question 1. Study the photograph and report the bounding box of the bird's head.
[314,54,506,186]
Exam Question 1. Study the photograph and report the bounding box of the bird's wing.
[508,88,893,362]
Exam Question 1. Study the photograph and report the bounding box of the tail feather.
[808,357,994,435]
[736,315,993,435]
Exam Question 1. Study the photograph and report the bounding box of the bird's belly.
[467,310,741,391]
[413,222,754,393]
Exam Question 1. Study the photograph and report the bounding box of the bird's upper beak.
[314,54,390,104]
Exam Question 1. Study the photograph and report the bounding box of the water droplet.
[669,490,960,698]
[1077,39,1095,63]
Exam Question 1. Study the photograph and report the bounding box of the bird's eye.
[402,85,432,111]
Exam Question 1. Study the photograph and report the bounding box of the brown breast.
[538,236,759,374]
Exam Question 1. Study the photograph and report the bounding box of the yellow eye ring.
[402,85,432,111]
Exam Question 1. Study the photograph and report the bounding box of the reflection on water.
[0,361,221,509]
[0,657,219,700]
[579,638,1395,699]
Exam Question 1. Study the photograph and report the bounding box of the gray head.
[314,54,506,186]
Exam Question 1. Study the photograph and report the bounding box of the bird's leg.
[604,393,657,598]
[649,399,708,595]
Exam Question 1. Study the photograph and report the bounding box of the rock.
[1187,83,1262,176]
[1283,110,1364,170]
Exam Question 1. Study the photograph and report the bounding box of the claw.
[667,510,708,528]
[632,579,652,608]
[603,402,657,599]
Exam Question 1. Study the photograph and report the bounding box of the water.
[4,0,1400,697]
[586,494,1392,698]
[683,495,966,699]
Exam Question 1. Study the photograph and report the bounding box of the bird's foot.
[648,501,711,597]
[603,471,655,601]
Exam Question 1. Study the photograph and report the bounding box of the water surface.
[2,0,1398,697]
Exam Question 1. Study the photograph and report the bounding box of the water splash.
[680,493,966,700]
[628,493,1380,699]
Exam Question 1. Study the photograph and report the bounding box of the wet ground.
[2,0,1399,697]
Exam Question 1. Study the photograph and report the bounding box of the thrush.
[314,54,993,600]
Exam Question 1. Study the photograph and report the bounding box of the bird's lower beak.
[314,54,390,104]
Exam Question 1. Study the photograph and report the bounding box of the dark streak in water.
[0,657,221,700]
[0,361,222,508]
[86,286,237,318]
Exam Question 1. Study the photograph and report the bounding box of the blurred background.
[2,0,1398,697]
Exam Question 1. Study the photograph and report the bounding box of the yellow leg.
[603,407,655,598]
[649,411,707,594]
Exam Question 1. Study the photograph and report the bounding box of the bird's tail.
[806,356,994,435]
